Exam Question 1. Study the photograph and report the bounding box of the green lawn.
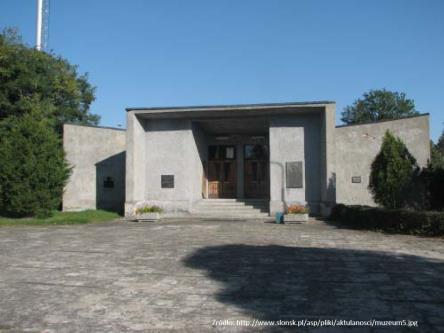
[0,210,120,226]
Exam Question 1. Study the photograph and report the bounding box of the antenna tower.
[36,0,50,51]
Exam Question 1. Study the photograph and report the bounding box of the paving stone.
[0,218,443,332]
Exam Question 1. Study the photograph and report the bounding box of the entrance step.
[191,199,269,219]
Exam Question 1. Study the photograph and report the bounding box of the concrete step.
[191,199,269,219]
[191,213,270,219]
[193,204,268,211]
[195,201,268,207]
[195,200,268,207]
[191,208,268,215]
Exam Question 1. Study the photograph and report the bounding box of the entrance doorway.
[244,144,269,199]
[208,145,237,198]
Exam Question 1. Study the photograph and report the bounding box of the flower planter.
[136,212,161,222]
[284,213,309,222]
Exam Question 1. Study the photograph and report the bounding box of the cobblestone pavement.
[0,218,443,332]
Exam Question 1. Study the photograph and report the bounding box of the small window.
[226,147,234,159]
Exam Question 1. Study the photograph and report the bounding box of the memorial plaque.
[161,175,174,188]
[352,176,361,183]
[286,161,303,188]
[103,176,114,188]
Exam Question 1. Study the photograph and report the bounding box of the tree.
[341,89,419,125]
[0,28,99,132]
[0,111,71,217]
[369,131,418,209]
[436,129,444,155]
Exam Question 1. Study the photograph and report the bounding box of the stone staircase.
[191,199,270,220]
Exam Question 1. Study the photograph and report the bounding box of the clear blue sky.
[1,0,443,141]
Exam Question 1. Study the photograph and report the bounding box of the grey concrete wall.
[139,119,203,213]
[63,124,126,214]
[269,113,322,215]
[335,115,430,206]
[320,104,336,216]
[125,112,147,215]
[191,123,208,200]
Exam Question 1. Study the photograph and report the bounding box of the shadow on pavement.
[184,244,444,331]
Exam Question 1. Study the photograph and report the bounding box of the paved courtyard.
[0,218,443,332]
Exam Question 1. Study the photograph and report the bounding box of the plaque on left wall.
[161,175,174,188]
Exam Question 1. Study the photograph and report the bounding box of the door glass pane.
[226,147,234,159]
[245,144,268,160]
[224,162,233,182]
[215,163,221,180]
[252,161,258,181]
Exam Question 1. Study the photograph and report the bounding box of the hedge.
[330,204,444,236]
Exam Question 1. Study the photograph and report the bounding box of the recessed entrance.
[208,145,237,198]
[206,143,270,199]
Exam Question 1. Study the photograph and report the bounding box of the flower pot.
[136,212,160,222]
[284,213,309,222]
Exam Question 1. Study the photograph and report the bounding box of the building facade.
[63,101,430,217]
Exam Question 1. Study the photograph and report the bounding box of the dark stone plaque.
[103,176,114,188]
[352,176,361,183]
[161,175,174,188]
[286,161,303,188]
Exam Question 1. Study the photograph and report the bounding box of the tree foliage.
[341,89,419,125]
[0,112,71,218]
[0,28,99,132]
[436,129,444,155]
[369,131,418,209]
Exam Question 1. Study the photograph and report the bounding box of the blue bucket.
[275,212,283,224]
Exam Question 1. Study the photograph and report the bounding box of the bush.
[0,113,70,218]
[369,131,418,209]
[135,205,163,214]
[330,204,444,236]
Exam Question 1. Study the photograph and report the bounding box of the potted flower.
[284,204,309,222]
[135,205,163,222]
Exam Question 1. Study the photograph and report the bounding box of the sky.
[0,0,443,141]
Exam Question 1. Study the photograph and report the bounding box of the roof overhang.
[126,101,335,119]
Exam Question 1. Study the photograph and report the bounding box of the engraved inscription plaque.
[352,176,361,183]
[161,175,174,188]
[286,161,303,188]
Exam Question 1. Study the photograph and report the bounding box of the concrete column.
[125,111,146,215]
[269,117,306,215]
[320,104,336,216]
[236,143,244,198]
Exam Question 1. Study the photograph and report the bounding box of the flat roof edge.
[63,123,126,131]
[126,100,336,112]
[335,113,430,129]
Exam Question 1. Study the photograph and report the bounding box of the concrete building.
[63,101,430,218]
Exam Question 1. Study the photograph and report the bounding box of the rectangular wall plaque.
[351,176,361,183]
[286,161,303,188]
[161,175,174,188]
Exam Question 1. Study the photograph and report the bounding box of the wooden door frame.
[243,144,270,199]
[207,145,237,199]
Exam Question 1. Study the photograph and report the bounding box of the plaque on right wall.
[286,161,303,188]
[352,176,362,183]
